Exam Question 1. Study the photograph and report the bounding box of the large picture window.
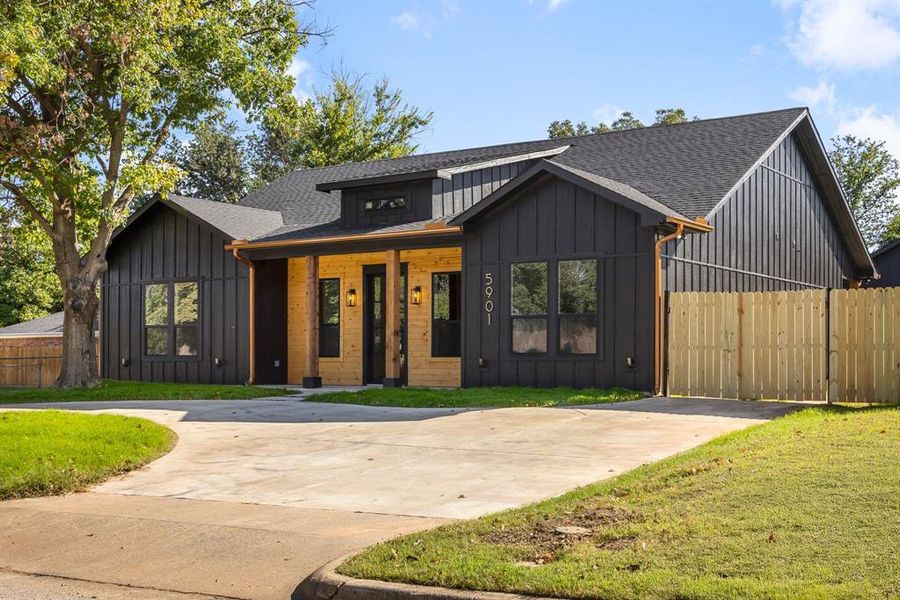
[319,278,340,357]
[511,262,548,353]
[432,272,461,357]
[145,281,199,358]
[558,259,597,354]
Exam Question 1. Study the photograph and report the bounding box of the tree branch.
[0,180,53,238]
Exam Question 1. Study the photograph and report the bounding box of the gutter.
[654,216,713,396]
[231,248,256,385]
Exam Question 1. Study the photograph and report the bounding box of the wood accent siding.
[664,133,855,291]
[462,176,655,391]
[432,160,536,218]
[287,247,462,386]
[101,202,250,383]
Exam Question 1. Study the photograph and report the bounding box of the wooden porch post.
[384,249,403,387]
[303,254,322,388]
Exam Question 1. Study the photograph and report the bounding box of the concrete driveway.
[0,396,797,599]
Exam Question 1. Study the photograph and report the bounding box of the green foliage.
[881,211,900,245]
[511,262,548,315]
[166,121,251,204]
[548,108,693,138]
[249,73,432,183]
[558,259,596,314]
[829,135,900,247]
[341,404,900,599]
[0,379,296,404]
[311,386,644,409]
[0,410,173,499]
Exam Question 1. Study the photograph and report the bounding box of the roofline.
[225,224,462,251]
[705,109,876,279]
[110,194,235,245]
[872,238,900,258]
[449,159,691,227]
[314,146,571,192]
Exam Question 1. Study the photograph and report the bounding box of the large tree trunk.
[56,276,101,388]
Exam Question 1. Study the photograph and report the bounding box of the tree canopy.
[548,108,692,139]
[829,135,900,248]
[0,0,316,385]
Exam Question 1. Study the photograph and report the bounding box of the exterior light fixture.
[411,286,422,305]
[345,288,357,307]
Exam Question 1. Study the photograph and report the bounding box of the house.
[100,107,876,393]
[867,239,900,288]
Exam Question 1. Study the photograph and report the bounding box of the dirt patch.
[481,506,638,563]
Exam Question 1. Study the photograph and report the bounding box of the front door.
[363,266,407,384]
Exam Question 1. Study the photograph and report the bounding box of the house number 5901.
[484,272,494,326]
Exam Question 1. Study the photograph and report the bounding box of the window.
[511,262,548,353]
[364,197,407,212]
[558,259,597,354]
[319,278,340,357]
[144,281,199,358]
[432,272,461,357]
[174,282,199,356]
[144,284,169,355]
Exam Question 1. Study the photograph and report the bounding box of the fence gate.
[666,287,899,403]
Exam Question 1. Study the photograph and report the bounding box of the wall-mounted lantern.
[411,286,423,305]
[345,288,357,307]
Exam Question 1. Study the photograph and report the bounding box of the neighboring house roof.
[0,312,65,337]
[872,238,900,259]
[0,312,98,338]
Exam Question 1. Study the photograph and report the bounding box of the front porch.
[285,247,462,388]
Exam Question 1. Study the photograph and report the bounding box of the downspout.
[654,222,684,396]
[232,247,256,385]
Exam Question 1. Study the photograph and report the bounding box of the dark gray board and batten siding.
[663,133,855,292]
[462,175,655,391]
[101,202,250,384]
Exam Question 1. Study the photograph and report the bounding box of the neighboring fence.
[0,336,100,387]
[666,287,899,403]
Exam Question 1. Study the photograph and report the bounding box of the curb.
[293,557,555,600]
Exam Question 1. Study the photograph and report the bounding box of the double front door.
[363,265,407,385]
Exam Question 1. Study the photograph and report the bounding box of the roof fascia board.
[111,195,234,245]
[450,159,676,227]
[435,145,571,178]
[315,170,441,192]
[871,238,900,258]
[706,109,809,220]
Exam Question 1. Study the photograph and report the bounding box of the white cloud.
[837,107,900,158]
[546,0,568,11]
[441,0,461,18]
[782,0,900,70]
[789,80,836,110]
[391,11,421,32]
[592,103,626,125]
[748,43,766,57]
[287,57,313,102]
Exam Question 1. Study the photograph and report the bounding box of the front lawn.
[310,386,644,408]
[0,379,295,404]
[341,404,900,599]
[0,410,174,499]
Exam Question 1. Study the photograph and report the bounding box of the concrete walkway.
[0,396,798,599]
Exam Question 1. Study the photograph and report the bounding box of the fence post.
[737,293,744,399]
[825,288,831,404]
[663,290,671,396]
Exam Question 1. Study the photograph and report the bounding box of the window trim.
[510,261,549,355]
[431,271,461,358]
[142,279,202,362]
[319,278,341,358]
[557,259,599,356]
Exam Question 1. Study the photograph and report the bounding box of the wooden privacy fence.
[0,336,100,387]
[666,287,899,403]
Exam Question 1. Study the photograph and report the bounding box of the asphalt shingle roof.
[167,194,284,241]
[238,108,806,240]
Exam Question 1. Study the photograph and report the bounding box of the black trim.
[141,279,202,362]
[302,376,322,388]
[382,377,403,388]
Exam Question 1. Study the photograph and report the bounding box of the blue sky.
[282,0,900,156]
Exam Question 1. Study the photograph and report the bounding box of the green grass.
[0,379,295,404]
[0,410,175,499]
[310,386,645,408]
[340,404,900,599]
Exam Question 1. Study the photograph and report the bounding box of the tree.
[0,1,316,386]
[654,108,689,125]
[548,109,661,139]
[829,135,900,248]
[610,111,644,131]
[249,74,432,182]
[881,212,900,246]
[166,121,251,204]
